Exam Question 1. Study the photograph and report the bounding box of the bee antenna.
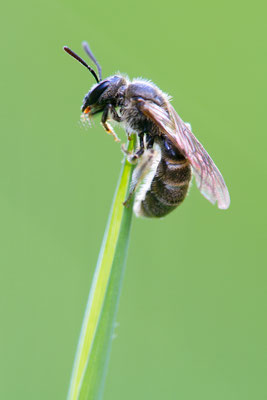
[63,46,99,83]
[82,41,102,81]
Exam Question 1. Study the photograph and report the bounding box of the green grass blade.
[68,138,135,400]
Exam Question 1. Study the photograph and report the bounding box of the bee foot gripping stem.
[121,143,139,165]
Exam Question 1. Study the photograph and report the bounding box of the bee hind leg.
[123,147,156,207]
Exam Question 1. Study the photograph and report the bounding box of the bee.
[64,43,230,217]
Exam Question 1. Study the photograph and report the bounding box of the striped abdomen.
[137,137,192,218]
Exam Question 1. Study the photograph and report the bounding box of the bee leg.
[123,148,156,207]
[131,133,144,160]
[101,104,120,142]
[121,142,137,164]
[127,133,153,162]
[145,134,154,150]
[121,133,144,164]
[109,106,121,122]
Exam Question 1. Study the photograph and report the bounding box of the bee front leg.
[101,104,120,142]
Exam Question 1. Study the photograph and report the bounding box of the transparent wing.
[137,99,230,209]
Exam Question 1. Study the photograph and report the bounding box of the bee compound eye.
[86,80,110,106]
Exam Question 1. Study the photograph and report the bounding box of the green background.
[1,0,266,399]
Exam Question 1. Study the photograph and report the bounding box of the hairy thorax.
[120,80,169,136]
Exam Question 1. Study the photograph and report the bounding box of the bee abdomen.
[139,158,192,218]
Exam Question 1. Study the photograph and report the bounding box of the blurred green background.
[1,0,266,399]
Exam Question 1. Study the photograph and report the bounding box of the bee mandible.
[64,43,230,218]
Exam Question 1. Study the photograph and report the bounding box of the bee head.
[64,43,125,117]
[81,76,125,115]
[81,80,110,114]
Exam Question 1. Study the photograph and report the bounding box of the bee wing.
[137,99,230,209]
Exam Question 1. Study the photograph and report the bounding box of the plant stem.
[68,137,135,400]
